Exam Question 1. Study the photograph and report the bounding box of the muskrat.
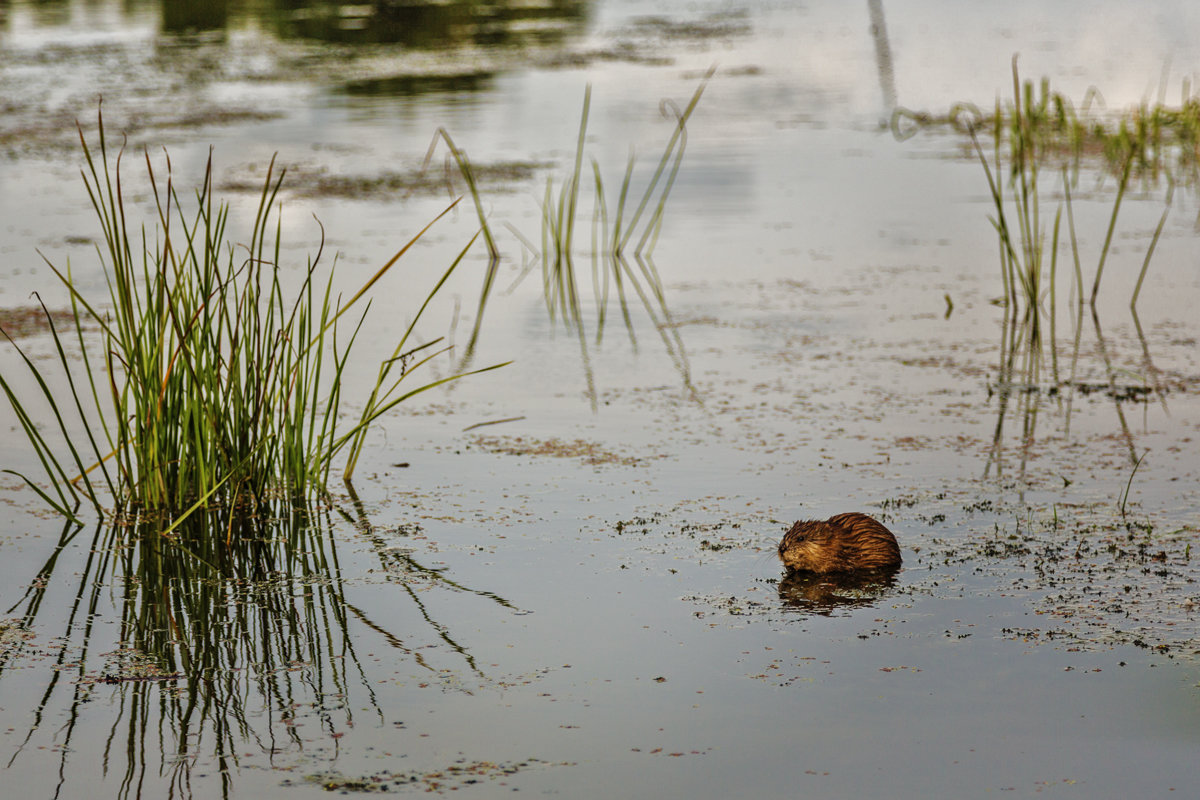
[777,512,901,574]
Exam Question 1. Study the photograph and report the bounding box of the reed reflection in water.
[0,499,513,799]
[984,286,1166,483]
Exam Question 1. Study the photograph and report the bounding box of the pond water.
[2,1,1200,798]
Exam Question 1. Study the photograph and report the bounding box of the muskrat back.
[777,512,901,574]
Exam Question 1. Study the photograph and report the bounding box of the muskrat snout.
[778,512,901,575]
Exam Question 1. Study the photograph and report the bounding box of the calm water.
[1,1,1199,797]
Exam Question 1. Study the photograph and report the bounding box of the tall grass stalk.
[1130,185,1173,308]
[0,113,505,522]
[1087,151,1134,304]
[420,128,500,368]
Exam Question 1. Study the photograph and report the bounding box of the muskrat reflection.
[777,568,900,615]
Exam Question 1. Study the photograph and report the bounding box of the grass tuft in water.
[893,61,1200,189]
[897,59,1183,307]
[427,71,713,406]
[911,60,1174,479]
[0,111,506,522]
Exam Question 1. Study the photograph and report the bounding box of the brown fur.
[777,512,901,574]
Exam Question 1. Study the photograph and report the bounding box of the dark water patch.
[341,71,495,99]
[271,0,586,49]
[0,104,285,159]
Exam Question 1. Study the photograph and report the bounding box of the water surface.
[1,1,1199,797]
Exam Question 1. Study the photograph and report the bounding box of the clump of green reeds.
[532,76,706,405]
[894,64,1200,190]
[896,59,1184,318]
[963,60,1174,343]
[960,60,1085,454]
[1098,82,1200,187]
[955,59,1171,479]
[0,113,504,523]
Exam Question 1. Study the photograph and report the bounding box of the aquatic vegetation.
[420,125,502,370]
[0,112,506,521]
[1119,448,1150,521]
[894,59,1181,310]
[0,74,713,521]
[426,72,713,405]
[958,60,1148,315]
[469,433,650,467]
[892,62,1200,189]
[295,758,565,795]
[895,61,1174,479]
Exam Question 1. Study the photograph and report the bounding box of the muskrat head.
[777,520,844,574]
[777,513,902,575]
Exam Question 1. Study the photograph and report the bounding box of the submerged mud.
[218,159,549,201]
